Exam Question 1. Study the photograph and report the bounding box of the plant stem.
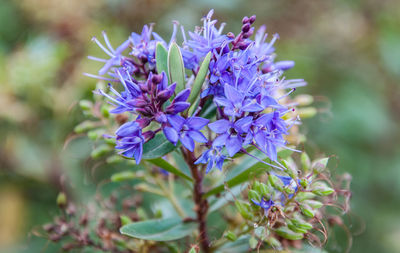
[154,176,187,218]
[181,147,211,253]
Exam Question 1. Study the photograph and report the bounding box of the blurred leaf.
[216,235,250,253]
[142,134,177,160]
[120,217,196,241]
[147,158,193,182]
[156,42,169,79]
[168,43,185,92]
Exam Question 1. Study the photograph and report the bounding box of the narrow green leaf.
[205,152,271,198]
[147,158,193,182]
[187,52,211,113]
[168,43,185,92]
[156,42,169,79]
[120,217,196,241]
[142,134,177,160]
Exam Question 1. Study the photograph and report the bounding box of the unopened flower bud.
[235,200,252,219]
[248,190,261,203]
[249,15,256,24]
[225,231,237,241]
[268,174,284,191]
[300,204,316,218]
[242,23,251,33]
[57,192,67,208]
[242,16,249,24]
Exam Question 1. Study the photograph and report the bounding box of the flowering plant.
[44,10,351,253]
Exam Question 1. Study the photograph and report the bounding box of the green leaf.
[205,153,271,197]
[147,158,193,182]
[186,52,211,114]
[142,134,177,160]
[168,43,185,92]
[120,217,196,241]
[156,43,169,79]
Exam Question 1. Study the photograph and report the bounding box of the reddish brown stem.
[181,147,211,253]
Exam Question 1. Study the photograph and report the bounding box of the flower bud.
[91,144,112,159]
[101,104,110,118]
[120,215,133,226]
[304,199,323,209]
[235,200,252,219]
[300,204,316,218]
[311,157,329,172]
[242,23,251,33]
[298,107,317,119]
[265,236,281,248]
[294,94,314,106]
[242,16,249,24]
[249,15,256,24]
[311,182,334,196]
[296,192,316,201]
[74,120,97,133]
[301,152,311,172]
[268,174,284,191]
[275,226,304,240]
[79,100,93,111]
[225,231,237,241]
[56,192,67,208]
[248,190,261,203]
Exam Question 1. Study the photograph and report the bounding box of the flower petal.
[208,119,230,134]
[188,130,207,143]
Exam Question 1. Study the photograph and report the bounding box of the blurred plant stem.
[154,175,187,218]
[181,147,211,253]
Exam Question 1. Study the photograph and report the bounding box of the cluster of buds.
[233,153,351,250]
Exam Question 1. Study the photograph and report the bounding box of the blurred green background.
[0,0,399,252]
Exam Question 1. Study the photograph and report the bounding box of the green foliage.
[168,43,185,92]
[120,217,196,241]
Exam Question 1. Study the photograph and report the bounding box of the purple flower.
[214,84,264,117]
[130,25,164,68]
[195,146,226,173]
[163,115,209,151]
[208,116,253,157]
[182,9,231,67]
[89,31,130,75]
[252,197,274,213]
[97,69,141,114]
[115,121,144,163]
[252,112,288,161]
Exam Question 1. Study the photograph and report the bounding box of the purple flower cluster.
[86,10,304,171]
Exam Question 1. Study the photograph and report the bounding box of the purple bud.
[143,131,155,141]
[136,117,151,128]
[238,42,250,50]
[242,16,249,24]
[136,107,153,117]
[139,82,149,93]
[249,15,256,24]
[166,102,190,114]
[227,32,235,39]
[242,23,251,33]
[129,98,148,108]
[155,112,167,123]
[151,74,163,84]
